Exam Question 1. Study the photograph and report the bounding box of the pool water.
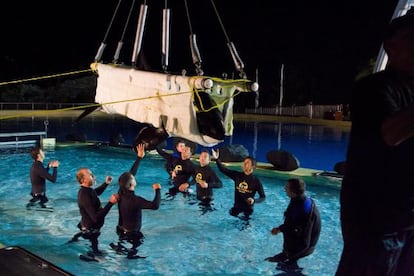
[0,113,350,171]
[227,121,349,172]
[0,145,342,275]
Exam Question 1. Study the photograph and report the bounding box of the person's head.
[199,150,210,167]
[76,168,96,187]
[175,140,186,153]
[181,146,192,160]
[285,178,306,198]
[118,172,137,192]
[383,8,414,75]
[30,146,45,162]
[242,156,256,175]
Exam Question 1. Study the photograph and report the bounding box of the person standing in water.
[193,150,222,206]
[212,149,265,219]
[112,144,162,259]
[164,139,186,176]
[76,168,118,257]
[265,178,321,272]
[28,146,59,208]
[156,145,195,196]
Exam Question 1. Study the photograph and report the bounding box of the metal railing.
[245,104,348,120]
[0,131,47,148]
[0,102,90,110]
[0,102,349,120]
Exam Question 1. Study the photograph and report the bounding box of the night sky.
[0,0,400,106]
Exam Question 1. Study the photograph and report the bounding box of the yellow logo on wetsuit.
[174,165,182,172]
[196,173,203,182]
[237,181,252,194]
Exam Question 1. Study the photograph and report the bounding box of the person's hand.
[105,176,113,184]
[211,149,219,160]
[199,181,208,188]
[136,143,145,158]
[109,193,119,204]
[271,227,280,235]
[152,183,161,190]
[178,183,189,192]
[246,197,254,205]
[51,160,60,168]
[171,170,177,179]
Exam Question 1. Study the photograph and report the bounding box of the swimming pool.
[0,144,342,275]
[0,112,350,171]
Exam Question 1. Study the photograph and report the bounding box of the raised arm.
[156,146,173,161]
[212,149,233,177]
[130,144,145,176]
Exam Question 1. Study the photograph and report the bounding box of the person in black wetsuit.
[193,150,222,206]
[75,168,118,256]
[265,178,321,272]
[164,140,186,176]
[113,144,161,259]
[156,145,195,196]
[212,149,265,218]
[28,146,59,207]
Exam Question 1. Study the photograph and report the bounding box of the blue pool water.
[0,113,350,171]
[0,145,342,275]
[225,121,349,172]
[0,112,348,275]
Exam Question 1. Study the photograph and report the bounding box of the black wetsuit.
[156,147,195,195]
[194,165,222,204]
[165,151,181,175]
[117,189,161,251]
[29,160,57,204]
[216,159,265,217]
[116,156,161,253]
[77,182,113,252]
[277,196,321,264]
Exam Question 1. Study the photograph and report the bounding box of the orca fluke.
[73,106,100,125]
[133,124,169,151]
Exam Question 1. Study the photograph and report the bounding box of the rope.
[192,87,242,113]
[0,69,92,86]
[0,91,190,120]
[0,78,245,120]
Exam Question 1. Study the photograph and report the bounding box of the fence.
[0,102,90,110]
[0,102,348,121]
[0,131,47,148]
[245,104,348,120]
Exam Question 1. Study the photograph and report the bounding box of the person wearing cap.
[337,8,414,275]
